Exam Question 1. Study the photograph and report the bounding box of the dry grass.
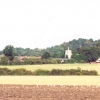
[0,64,100,85]
[0,76,100,85]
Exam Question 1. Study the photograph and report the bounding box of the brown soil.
[0,84,100,100]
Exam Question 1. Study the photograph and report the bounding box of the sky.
[0,0,100,50]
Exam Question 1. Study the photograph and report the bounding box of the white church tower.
[65,47,72,59]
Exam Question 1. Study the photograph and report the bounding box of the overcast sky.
[0,0,100,50]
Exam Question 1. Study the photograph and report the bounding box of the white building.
[65,47,72,59]
[96,58,100,63]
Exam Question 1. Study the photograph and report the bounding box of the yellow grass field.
[0,64,100,85]
[0,76,100,85]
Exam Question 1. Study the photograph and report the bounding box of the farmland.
[0,63,100,74]
[0,76,100,85]
[0,64,100,100]
[0,64,100,85]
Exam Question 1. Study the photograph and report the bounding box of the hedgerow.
[0,68,98,75]
[0,57,58,65]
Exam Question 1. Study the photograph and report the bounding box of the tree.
[3,45,15,60]
[96,40,100,47]
[90,47,100,57]
[79,47,98,62]
[73,54,87,63]
[42,52,50,59]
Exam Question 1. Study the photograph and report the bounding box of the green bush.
[49,68,98,75]
[49,69,64,75]
[69,69,76,75]
[66,59,75,63]
[79,60,86,63]
[23,58,33,65]
[35,59,43,64]
[11,68,33,75]
[0,68,33,75]
[1,57,9,65]
[33,69,49,75]
[89,70,98,75]
[0,67,98,75]
[56,60,61,64]
[81,70,98,75]
[0,68,11,75]
[42,59,57,64]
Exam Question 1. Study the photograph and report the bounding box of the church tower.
[65,47,72,59]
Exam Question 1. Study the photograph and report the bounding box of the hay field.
[0,64,100,85]
[0,63,100,74]
[0,76,100,85]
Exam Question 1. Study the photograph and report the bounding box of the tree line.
[0,38,100,64]
[0,38,98,57]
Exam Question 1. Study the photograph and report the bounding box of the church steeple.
[65,47,72,59]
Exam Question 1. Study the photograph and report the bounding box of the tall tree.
[79,47,98,62]
[42,51,51,59]
[3,45,15,60]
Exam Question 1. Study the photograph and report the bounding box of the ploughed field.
[0,84,100,100]
[0,64,100,99]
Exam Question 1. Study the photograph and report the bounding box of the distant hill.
[13,38,100,58]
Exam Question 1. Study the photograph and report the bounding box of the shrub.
[35,59,42,64]
[56,60,61,64]
[79,60,86,63]
[0,68,11,75]
[66,59,75,63]
[49,69,64,75]
[0,67,98,75]
[23,58,33,65]
[42,59,57,64]
[11,68,33,75]
[69,69,76,75]
[33,69,49,75]
[1,57,9,65]
[90,70,98,75]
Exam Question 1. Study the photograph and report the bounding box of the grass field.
[0,64,100,85]
[0,63,100,74]
[0,76,100,85]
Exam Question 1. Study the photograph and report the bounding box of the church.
[65,47,72,59]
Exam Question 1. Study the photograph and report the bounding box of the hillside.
[12,38,100,58]
[0,38,99,58]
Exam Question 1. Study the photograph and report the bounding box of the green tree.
[73,54,87,63]
[90,47,100,57]
[3,45,15,60]
[96,40,100,47]
[79,47,98,62]
[42,51,51,59]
